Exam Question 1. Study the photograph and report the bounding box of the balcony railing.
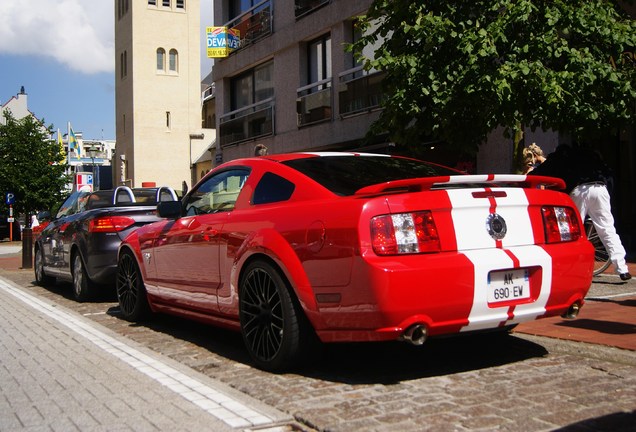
[296,78,332,127]
[295,0,329,18]
[338,66,385,117]
[219,98,274,147]
[224,0,272,53]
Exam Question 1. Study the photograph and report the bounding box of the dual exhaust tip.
[562,302,581,320]
[402,324,428,346]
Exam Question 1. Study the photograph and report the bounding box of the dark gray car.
[34,186,178,301]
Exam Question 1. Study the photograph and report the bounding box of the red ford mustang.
[116,152,593,371]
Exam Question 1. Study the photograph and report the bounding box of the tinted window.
[283,155,459,196]
[253,172,295,205]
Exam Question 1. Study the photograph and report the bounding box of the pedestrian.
[521,143,546,174]
[254,144,268,156]
[531,144,631,281]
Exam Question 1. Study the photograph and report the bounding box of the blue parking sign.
[5,192,15,205]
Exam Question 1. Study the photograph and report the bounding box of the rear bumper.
[312,241,594,343]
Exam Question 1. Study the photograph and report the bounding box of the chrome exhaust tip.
[562,302,580,320]
[402,324,428,346]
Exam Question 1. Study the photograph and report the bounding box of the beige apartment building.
[115,0,212,191]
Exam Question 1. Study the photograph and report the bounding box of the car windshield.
[282,155,461,196]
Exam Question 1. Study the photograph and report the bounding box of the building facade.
[115,0,214,192]
[212,0,381,163]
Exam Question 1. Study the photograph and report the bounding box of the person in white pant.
[570,182,630,280]
[529,144,631,281]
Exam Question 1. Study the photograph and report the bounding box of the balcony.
[224,0,272,53]
[338,66,385,117]
[295,0,330,19]
[219,98,274,147]
[296,78,332,127]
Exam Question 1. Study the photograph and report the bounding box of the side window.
[185,169,250,215]
[253,172,295,205]
[56,191,91,218]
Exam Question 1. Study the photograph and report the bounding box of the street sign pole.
[8,204,13,242]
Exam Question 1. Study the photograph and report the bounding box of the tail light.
[371,211,440,255]
[89,216,135,233]
[542,206,581,243]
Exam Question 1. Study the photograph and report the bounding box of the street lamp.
[87,145,100,191]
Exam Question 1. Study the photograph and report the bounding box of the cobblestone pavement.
[0,253,634,432]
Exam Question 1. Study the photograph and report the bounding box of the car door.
[40,191,90,275]
[152,168,250,313]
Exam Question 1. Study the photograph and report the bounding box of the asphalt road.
[0,246,634,431]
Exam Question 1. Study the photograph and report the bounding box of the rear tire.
[116,250,150,321]
[72,254,95,302]
[239,260,315,372]
[34,248,55,286]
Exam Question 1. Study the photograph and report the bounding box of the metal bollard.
[22,228,33,269]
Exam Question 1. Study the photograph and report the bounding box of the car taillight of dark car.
[371,211,441,255]
[541,206,582,243]
[88,216,136,233]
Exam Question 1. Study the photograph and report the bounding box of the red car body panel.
[120,153,594,343]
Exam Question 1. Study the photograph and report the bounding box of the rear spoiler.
[355,175,566,195]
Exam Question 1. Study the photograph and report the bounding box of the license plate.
[488,268,530,303]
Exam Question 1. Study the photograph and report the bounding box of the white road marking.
[0,277,280,429]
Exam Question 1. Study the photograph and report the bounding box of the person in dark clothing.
[531,144,631,281]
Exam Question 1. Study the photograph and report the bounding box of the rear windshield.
[282,155,460,196]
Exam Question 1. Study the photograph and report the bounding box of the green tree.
[353,0,636,169]
[0,110,69,227]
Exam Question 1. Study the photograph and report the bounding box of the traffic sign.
[5,192,15,205]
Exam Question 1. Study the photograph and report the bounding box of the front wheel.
[116,250,150,321]
[239,260,313,372]
[72,254,95,302]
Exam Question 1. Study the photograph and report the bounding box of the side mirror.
[157,200,182,219]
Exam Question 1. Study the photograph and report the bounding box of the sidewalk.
[0,246,293,431]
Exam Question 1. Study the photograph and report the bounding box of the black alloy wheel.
[239,260,307,372]
[116,250,150,321]
[34,248,55,286]
[72,254,94,302]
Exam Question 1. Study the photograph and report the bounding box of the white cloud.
[0,0,114,74]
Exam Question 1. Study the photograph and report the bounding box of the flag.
[57,129,66,162]
[69,126,80,159]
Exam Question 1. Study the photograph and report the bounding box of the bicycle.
[584,219,611,276]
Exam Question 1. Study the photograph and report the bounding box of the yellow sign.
[206,26,241,58]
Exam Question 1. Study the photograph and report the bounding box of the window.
[120,51,127,78]
[230,62,273,110]
[162,0,170,6]
[148,0,156,5]
[253,173,295,205]
[185,169,250,215]
[230,0,256,18]
[156,48,165,71]
[308,34,331,86]
[166,111,171,129]
[295,0,329,18]
[169,49,178,72]
[176,0,185,9]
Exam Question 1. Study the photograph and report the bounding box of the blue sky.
[0,0,214,141]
